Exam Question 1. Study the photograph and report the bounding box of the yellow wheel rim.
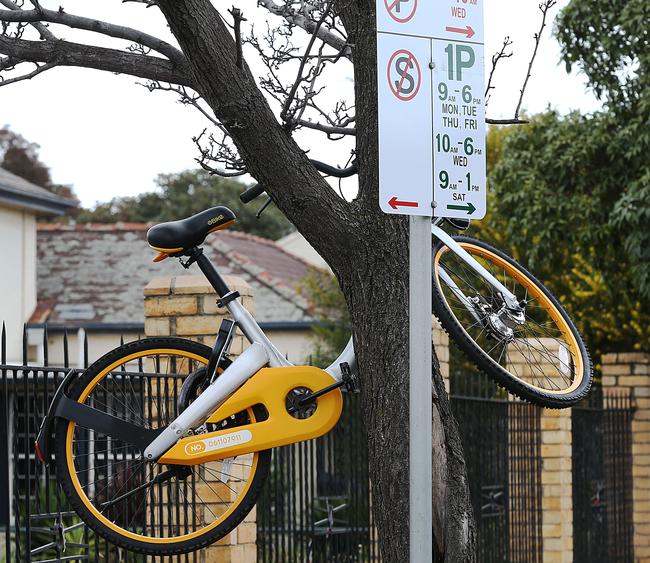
[434,244,584,395]
[65,348,260,544]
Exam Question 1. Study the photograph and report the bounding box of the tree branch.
[0,60,54,86]
[485,36,512,104]
[0,0,55,41]
[0,35,194,86]
[0,6,186,65]
[515,0,557,119]
[296,118,356,136]
[256,0,351,57]
[227,7,246,70]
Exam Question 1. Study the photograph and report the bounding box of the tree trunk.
[156,1,477,560]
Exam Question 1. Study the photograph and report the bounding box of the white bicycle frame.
[144,219,518,460]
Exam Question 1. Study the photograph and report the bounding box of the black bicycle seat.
[147,206,236,254]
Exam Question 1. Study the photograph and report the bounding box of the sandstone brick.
[202,295,225,315]
[617,352,650,364]
[145,295,198,317]
[144,317,170,336]
[244,505,257,523]
[601,364,632,376]
[176,315,222,336]
[542,523,563,538]
[237,522,256,544]
[173,274,216,295]
[243,543,257,562]
[204,545,233,563]
[144,276,172,296]
[601,376,618,388]
[618,375,650,388]
[634,363,650,376]
[601,353,618,365]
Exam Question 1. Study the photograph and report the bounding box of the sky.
[0,0,602,208]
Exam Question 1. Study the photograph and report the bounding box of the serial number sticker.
[184,429,252,456]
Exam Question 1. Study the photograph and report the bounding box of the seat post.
[190,248,231,297]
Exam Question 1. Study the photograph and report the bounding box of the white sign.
[377,0,484,44]
[432,40,486,219]
[378,33,433,216]
[377,0,486,219]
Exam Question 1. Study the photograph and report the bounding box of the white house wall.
[0,206,36,360]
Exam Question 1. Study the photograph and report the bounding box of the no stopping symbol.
[384,0,417,23]
[387,49,421,101]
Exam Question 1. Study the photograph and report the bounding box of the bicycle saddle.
[147,206,236,254]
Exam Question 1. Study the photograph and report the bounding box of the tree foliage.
[476,0,650,362]
[556,0,650,297]
[77,169,294,240]
[0,125,51,187]
[481,112,650,361]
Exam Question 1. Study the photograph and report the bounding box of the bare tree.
[0,1,554,560]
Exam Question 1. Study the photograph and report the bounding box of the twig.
[515,0,557,119]
[485,36,512,104]
[485,118,529,125]
[280,2,330,124]
[228,7,247,70]
[0,60,54,86]
[296,119,355,136]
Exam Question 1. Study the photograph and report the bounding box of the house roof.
[0,167,75,215]
[31,223,316,331]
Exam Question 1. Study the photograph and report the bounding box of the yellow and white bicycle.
[36,167,591,555]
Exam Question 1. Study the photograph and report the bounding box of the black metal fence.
[0,323,638,563]
[258,371,545,563]
[572,389,634,563]
[1,325,197,563]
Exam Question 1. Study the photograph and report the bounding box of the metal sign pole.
[409,215,433,562]
[376,0,485,559]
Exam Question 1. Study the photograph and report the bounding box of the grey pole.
[409,215,433,562]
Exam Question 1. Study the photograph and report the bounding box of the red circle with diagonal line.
[384,0,417,23]
[387,49,421,102]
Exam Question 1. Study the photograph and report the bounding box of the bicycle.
[35,160,592,555]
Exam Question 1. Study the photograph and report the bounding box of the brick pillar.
[602,352,650,562]
[508,338,573,562]
[144,274,257,563]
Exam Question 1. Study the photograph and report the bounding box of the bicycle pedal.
[340,362,360,393]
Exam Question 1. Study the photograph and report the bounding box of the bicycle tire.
[432,236,592,408]
[55,337,271,555]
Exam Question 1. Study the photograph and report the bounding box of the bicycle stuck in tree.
[35,161,592,556]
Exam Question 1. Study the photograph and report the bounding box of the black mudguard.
[35,369,164,468]
[35,369,80,468]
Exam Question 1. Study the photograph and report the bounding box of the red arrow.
[389,196,419,210]
[445,25,475,39]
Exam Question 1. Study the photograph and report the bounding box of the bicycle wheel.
[55,337,270,555]
[432,236,592,408]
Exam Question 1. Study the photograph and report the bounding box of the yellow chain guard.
[158,366,343,465]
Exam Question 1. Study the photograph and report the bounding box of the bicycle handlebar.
[239,159,358,204]
[240,183,265,204]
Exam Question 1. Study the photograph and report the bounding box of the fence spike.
[63,329,69,369]
[43,324,49,367]
[1,322,5,365]
[22,324,27,366]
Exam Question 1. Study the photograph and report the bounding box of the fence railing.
[0,323,638,563]
[572,390,635,563]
